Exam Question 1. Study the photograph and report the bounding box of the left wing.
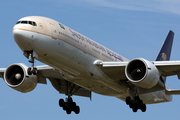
[153,61,180,78]
[96,60,180,95]
[96,60,180,80]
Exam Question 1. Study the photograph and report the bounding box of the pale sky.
[1,0,180,119]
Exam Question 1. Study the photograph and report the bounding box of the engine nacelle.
[125,58,160,89]
[4,63,38,93]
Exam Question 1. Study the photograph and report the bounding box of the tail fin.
[155,30,174,83]
[155,30,174,61]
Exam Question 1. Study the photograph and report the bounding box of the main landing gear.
[126,96,146,112]
[59,97,80,114]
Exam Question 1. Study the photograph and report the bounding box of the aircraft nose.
[13,27,32,51]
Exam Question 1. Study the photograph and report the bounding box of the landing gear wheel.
[32,67,37,75]
[141,104,146,112]
[132,106,138,112]
[59,97,80,114]
[75,106,80,114]
[27,67,32,75]
[27,67,37,75]
[63,105,67,111]
[126,97,131,105]
[59,99,64,107]
[126,96,147,113]
[66,109,72,114]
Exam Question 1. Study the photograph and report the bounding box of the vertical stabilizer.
[155,30,174,61]
[155,30,174,83]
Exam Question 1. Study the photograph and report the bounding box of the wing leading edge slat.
[96,61,180,81]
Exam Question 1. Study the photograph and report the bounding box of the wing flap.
[153,61,180,78]
[48,78,91,98]
[96,61,128,81]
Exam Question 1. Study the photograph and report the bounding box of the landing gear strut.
[27,52,37,75]
[126,96,146,112]
[59,97,80,114]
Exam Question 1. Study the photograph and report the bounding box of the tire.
[32,68,37,75]
[75,106,80,114]
[66,109,72,114]
[126,97,131,105]
[59,99,64,107]
[72,102,76,108]
[138,100,143,109]
[27,67,32,75]
[63,105,67,111]
[129,103,133,108]
[132,106,138,112]
[141,104,146,112]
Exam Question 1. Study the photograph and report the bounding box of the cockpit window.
[29,21,32,25]
[16,21,21,24]
[21,21,28,24]
[16,20,37,26]
[32,22,37,26]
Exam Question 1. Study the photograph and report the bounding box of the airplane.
[1,16,180,114]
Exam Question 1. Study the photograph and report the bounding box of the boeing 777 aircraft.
[1,16,180,114]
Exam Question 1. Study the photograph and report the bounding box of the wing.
[36,65,91,98]
[0,65,91,98]
[0,68,6,78]
[95,61,128,81]
[96,60,180,81]
[153,61,180,78]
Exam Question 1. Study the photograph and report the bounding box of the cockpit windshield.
[16,21,37,26]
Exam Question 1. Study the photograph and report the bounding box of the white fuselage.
[13,16,172,104]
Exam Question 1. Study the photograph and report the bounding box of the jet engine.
[4,63,38,93]
[125,58,160,89]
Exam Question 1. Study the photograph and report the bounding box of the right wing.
[0,65,91,98]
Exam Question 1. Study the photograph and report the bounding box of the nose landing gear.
[27,56,37,75]
[24,51,38,75]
